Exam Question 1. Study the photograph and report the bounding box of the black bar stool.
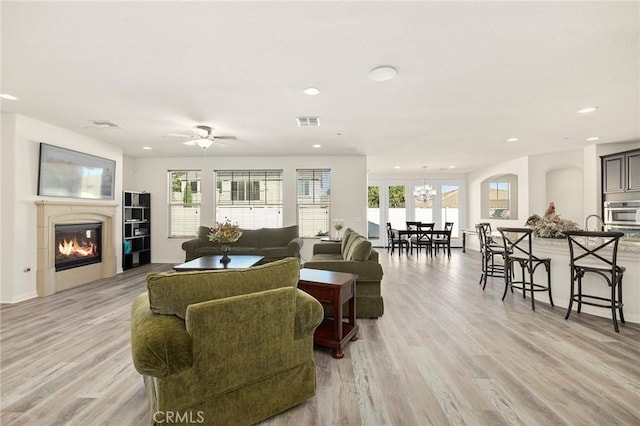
[475,223,507,290]
[564,230,626,332]
[497,227,553,310]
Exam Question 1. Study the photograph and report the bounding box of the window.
[481,174,518,219]
[489,181,510,218]
[215,170,283,228]
[297,169,331,238]
[168,170,201,237]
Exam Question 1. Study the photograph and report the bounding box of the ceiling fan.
[170,125,237,149]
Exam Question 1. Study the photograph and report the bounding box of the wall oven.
[604,200,640,240]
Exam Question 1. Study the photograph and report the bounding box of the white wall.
[127,155,367,263]
[0,113,123,303]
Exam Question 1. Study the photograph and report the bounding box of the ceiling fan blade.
[165,133,193,138]
[183,140,199,146]
[213,135,237,140]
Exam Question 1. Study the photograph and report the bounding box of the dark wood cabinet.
[123,191,151,270]
[626,151,640,191]
[603,154,625,193]
[602,149,640,195]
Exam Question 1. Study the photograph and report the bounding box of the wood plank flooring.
[2,250,639,425]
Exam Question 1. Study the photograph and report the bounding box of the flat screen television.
[37,143,116,200]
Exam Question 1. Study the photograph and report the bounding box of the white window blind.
[297,169,331,238]
[168,170,201,237]
[215,170,283,229]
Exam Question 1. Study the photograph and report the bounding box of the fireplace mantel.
[35,201,118,296]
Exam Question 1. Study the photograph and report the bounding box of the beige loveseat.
[181,225,303,263]
[303,228,384,318]
[130,258,323,425]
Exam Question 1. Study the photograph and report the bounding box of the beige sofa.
[303,228,384,318]
[181,225,303,263]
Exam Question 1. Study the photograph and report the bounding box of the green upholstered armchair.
[130,258,323,426]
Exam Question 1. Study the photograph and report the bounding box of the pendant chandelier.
[413,166,437,202]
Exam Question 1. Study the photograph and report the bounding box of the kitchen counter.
[522,238,639,324]
[467,234,640,324]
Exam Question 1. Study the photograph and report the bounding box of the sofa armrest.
[303,260,383,282]
[181,238,205,261]
[294,289,324,339]
[130,293,193,378]
[312,242,342,255]
[287,237,304,258]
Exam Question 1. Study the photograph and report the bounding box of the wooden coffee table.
[174,255,264,271]
[298,268,359,359]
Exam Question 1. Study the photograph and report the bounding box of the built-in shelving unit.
[122,191,151,270]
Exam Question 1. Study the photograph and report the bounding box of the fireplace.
[36,201,117,296]
[55,223,102,271]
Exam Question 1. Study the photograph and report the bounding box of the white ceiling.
[2,1,639,176]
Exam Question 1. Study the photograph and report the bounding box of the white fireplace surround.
[35,201,117,296]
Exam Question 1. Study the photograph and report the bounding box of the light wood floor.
[2,249,639,425]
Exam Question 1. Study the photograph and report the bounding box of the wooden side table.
[298,269,359,359]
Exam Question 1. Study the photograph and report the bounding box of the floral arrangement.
[525,202,581,238]
[208,219,243,243]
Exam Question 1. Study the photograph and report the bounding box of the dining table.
[397,228,452,256]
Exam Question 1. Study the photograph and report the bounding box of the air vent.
[296,117,320,127]
[88,120,119,128]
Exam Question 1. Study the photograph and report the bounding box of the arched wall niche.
[480,173,518,220]
[545,166,584,225]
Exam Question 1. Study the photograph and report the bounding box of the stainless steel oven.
[604,200,640,226]
[604,200,640,240]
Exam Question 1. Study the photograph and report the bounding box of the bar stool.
[475,223,507,290]
[497,227,553,310]
[564,230,626,332]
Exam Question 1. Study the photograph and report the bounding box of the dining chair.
[564,230,626,332]
[497,227,553,311]
[386,222,409,256]
[433,222,453,257]
[412,222,434,257]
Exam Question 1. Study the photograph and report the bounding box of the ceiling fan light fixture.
[196,139,213,149]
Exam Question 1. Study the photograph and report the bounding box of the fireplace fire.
[55,223,102,271]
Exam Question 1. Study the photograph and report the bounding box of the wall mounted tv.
[37,143,116,200]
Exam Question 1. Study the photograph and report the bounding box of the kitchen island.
[468,234,640,324]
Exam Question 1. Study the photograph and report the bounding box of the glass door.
[388,185,406,230]
[367,185,381,242]
[441,183,461,246]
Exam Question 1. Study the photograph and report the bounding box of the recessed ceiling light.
[312,144,321,148]
[449,165,456,169]
[142,146,152,150]
[0,94,19,100]
[586,137,600,141]
[368,65,397,82]
[394,166,400,169]
[506,138,519,142]
[303,87,320,96]
[578,107,598,114]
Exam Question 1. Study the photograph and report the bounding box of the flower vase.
[220,244,231,263]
